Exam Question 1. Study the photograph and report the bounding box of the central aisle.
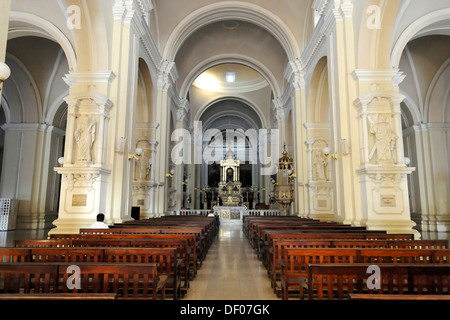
[184,221,280,300]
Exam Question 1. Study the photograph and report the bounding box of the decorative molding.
[63,71,116,89]
[56,167,110,192]
[157,60,178,92]
[312,0,330,16]
[272,98,288,123]
[352,69,406,89]
[284,59,306,93]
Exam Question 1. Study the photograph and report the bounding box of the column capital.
[331,0,354,22]
[352,69,406,90]
[284,59,306,90]
[271,98,288,123]
[64,92,114,116]
[63,71,116,90]
[157,60,178,91]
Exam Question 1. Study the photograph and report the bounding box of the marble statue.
[75,115,96,162]
[368,114,398,164]
[314,150,328,181]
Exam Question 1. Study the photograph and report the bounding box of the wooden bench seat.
[280,248,450,300]
[307,263,450,300]
[4,246,185,300]
[268,239,449,290]
[0,263,165,300]
[48,233,200,276]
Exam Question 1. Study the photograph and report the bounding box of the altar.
[215,206,246,223]
[217,145,243,207]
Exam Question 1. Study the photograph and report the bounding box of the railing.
[171,209,211,216]
[171,209,281,216]
[246,210,281,216]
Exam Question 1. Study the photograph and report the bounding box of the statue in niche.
[368,114,398,164]
[137,149,151,181]
[226,168,233,183]
[314,149,328,181]
[75,115,96,163]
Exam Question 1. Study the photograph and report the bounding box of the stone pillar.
[0,123,63,229]
[173,99,189,211]
[284,59,309,217]
[51,91,113,234]
[353,70,419,238]
[272,98,287,153]
[304,124,334,221]
[0,0,10,104]
[0,0,10,63]
[153,61,178,216]
[406,123,450,232]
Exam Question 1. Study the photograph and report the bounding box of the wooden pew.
[262,232,414,265]
[58,262,166,300]
[0,262,165,300]
[0,248,30,263]
[49,233,200,277]
[280,248,358,300]
[280,248,450,300]
[102,248,181,300]
[50,233,201,276]
[259,231,409,264]
[10,242,191,297]
[268,239,449,292]
[307,263,450,300]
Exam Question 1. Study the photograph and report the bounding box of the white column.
[174,101,188,210]
[0,123,63,229]
[51,90,113,235]
[284,59,309,217]
[0,0,10,63]
[0,0,11,105]
[353,70,419,238]
[153,61,178,216]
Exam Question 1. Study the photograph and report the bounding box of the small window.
[226,72,235,83]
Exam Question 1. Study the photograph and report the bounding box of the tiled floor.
[183,221,280,300]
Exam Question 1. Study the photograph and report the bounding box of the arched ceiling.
[199,99,263,131]
[175,19,288,97]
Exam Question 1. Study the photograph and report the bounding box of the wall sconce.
[58,157,64,167]
[0,62,11,92]
[128,148,143,160]
[404,157,411,166]
[323,147,338,160]
[166,168,175,178]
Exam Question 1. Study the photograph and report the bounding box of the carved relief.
[74,115,96,164]
[368,114,398,165]
[313,149,328,181]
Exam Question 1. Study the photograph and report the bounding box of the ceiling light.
[226,72,235,83]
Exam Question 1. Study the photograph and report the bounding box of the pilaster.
[353,70,420,238]
[51,89,113,234]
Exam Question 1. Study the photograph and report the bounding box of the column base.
[363,218,421,239]
[420,215,450,232]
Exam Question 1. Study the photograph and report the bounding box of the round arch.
[163,2,299,62]
[194,96,268,130]
[391,8,450,68]
[180,55,280,98]
[9,11,77,71]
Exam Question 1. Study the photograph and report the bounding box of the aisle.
[183,222,280,300]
